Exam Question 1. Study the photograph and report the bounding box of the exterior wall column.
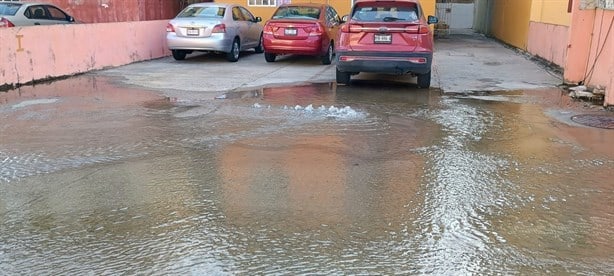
[563,3,596,84]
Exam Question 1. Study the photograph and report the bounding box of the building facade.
[216,0,436,22]
[564,1,613,106]
[483,0,612,107]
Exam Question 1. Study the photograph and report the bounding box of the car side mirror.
[427,15,438,25]
[341,15,349,22]
[255,16,262,23]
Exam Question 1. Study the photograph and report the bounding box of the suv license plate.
[374,34,392,44]
[187,28,199,36]
[285,28,297,36]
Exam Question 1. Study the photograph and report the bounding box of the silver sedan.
[0,1,76,27]
[166,3,264,62]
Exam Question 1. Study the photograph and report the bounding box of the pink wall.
[1,21,170,89]
[565,6,614,107]
[527,21,569,67]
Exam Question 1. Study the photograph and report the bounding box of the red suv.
[262,3,341,65]
[335,0,438,88]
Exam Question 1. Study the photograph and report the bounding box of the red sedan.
[262,3,341,65]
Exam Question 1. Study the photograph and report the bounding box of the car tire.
[336,68,350,85]
[226,39,240,62]
[172,50,187,61]
[254,34,264,54]
[264,52,276,62]
[321,43,333,65]
[417,71,431,88]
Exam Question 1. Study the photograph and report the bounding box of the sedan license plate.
[187,28,199,36]
[374,33,392,44]
[284,28,297,36]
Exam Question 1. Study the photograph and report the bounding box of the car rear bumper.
[166,33,231,53]
[336,51,432,74]
[263,35,323,56]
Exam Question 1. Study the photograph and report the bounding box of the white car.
[166,3,264,62]
[0,1,76,27]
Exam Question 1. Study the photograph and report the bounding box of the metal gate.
[435,0,452,37]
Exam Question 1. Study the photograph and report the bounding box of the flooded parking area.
[1,76,613,274]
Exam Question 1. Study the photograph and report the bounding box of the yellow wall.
[491,0,532,49]
[530,0,571,26]
[218,0,435,22]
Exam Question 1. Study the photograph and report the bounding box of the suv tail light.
[166,23,175,32]
[212,24,226,33]
[0,17,15,28]
[341,24,363,33]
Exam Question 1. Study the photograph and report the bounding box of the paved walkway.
[96,32,563,96]
[432,33,563,93]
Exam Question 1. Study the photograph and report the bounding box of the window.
[232,7,245,20]
[47,6,69,20]
[178,6,225,18]
[272,6,320,19]
[0,2,21,16]
[248,0,277,7]
[26,5,47,19]
[352,5,418,22]
[239,7,256,21]
[325,6,340,26]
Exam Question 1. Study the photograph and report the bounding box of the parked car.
[262,3,341,65]
[335,0,438,88]
[166,3,264,62]
[0,1,76,28]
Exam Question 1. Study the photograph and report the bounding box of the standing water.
[0,76,612,274]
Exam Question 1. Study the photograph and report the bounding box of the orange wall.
[491,0,532,49]
[526,0,571,69]
[0,21,170,88]
[530,0,571,26]
[564,7,613,106]
[218,0,435,22]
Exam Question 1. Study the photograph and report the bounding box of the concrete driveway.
[96,33,563,99]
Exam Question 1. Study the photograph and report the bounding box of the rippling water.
[0,77,612,275]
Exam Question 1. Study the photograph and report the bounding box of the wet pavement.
[1,75,613,275]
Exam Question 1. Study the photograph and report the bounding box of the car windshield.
[351,5,419,22]
[177,6,225,18]
[272,6,320,20]
[0,3,21,16]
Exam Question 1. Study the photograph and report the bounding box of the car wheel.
[336,68,350,85]
[172,50,187,61]
[226,39,240,62]
[264,52,276,62]
[321,43,333,65]
[417,71,431,88]
[254,34,264,54]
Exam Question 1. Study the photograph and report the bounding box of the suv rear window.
[0,3,21,16]
[351,5,418,22]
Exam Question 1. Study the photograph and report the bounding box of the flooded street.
[1,75,613,275]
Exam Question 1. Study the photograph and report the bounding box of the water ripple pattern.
[414,97,520,274]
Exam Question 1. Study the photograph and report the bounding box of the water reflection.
[0,78,612,274]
